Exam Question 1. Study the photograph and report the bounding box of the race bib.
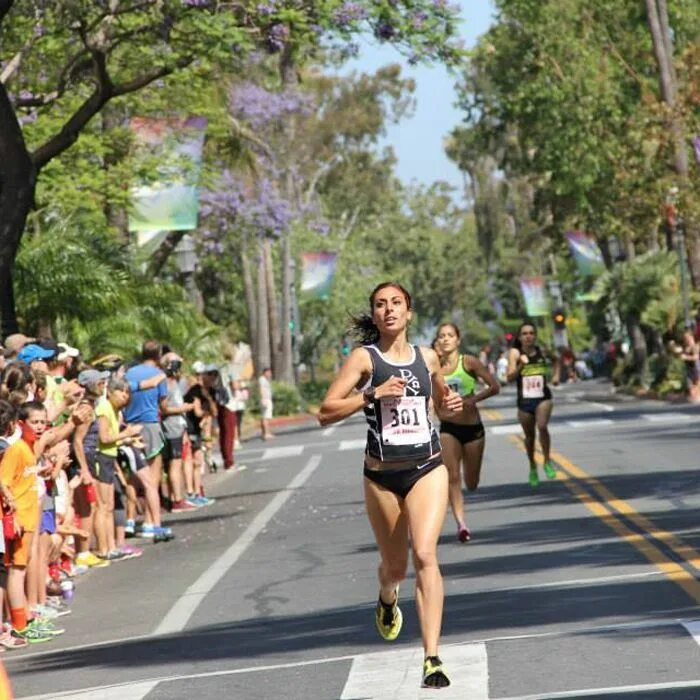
[522,374,545,399]
[380,396,431,446]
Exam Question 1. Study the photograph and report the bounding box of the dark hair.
[513,320,537,352]
[141,340,162,362]
[0,400,17,436]
[436,322,461,339]
[18,400,47,421]
[349,282,412,345]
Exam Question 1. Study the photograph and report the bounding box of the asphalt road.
[6,379,700,699]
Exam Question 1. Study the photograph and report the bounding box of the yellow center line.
[481,408,503,422]
[507,435,700,605]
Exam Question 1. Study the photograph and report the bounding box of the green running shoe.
[543,460,557,479]
[375,586,402,641]
[528,469,540,487]
[422,656,450,688]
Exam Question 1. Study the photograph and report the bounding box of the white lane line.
[261,445,304,460]
[459,570,665,596]
[584,401,614,412]
[566,419,614,428]
[154,453,322,636]
[682,619,700,648]
[495,679,700,699]
[340,644,488,700]
[340,438,366,450]
[489,424,522,435]
[643,412,693,422]
[322,418,347,436]
[20,681,160,700]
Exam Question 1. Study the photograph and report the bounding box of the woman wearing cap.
[318,282,463,689]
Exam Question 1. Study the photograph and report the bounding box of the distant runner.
[507,321,560,486]
[435,323,499,542]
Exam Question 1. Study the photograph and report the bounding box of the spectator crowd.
[0,334,253,646]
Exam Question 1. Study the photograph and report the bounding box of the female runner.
[435,323,499,542]
[507,321,560,486]
[319,282,462,689]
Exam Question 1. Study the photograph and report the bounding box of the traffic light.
[552,308,566,330]
[341,343,350,356]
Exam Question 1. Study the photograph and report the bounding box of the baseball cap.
[203,363,219,373]
[91,354,124,371]
[17,344,56,365]
[192,360,206,374]
[37,337,60,356]
[3,333,35,356]
[77,369,110,387]
[57,342,80,362]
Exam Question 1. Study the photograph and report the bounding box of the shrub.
[299,378,330,405]
[270,381,302,416]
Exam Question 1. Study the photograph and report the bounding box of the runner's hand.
[518,354,529,366]
[442,389,463,412]
[81,470,94,486]
[461,394,478,409]
[376,376,406,399]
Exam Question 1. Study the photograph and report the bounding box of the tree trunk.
[0,84,36,337]
[279,234,294,383]
[146,230,185,278]
[102,105,129,243]
[255,239,271,373]
[240,245,258,374]
[627,316,648,387]
[264,237,283,380]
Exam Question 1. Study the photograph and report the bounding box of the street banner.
[128,116,207,236]
[565,230,605,277]
[519,277,549,317]
[301,252,337,300]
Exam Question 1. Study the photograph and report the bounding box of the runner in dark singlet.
[435,323,499,542]
[319,282,462,689]
[507,321,560,486]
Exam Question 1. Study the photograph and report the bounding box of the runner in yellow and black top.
[507,321,560,486]
[435,323,499,542]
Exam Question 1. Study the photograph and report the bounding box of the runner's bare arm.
[463,354,500,404]
[422,347,462,412]
[506,348,522,383]
[318,348,373,426]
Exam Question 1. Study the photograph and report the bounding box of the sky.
[345,1,496,195]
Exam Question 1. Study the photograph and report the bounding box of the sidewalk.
[239,411,320,442]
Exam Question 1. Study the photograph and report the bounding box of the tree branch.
[0,0,15,25]
[112,57,192,96]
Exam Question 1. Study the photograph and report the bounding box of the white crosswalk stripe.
[340,644,489,700]
[340,438,366,451]
[261,445,304,460]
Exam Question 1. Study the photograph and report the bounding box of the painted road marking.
[340,438,366,450]
[496,679,700,699]
[340,644,488,700]
[154,454,323,635]
[583,401,614,412]
[490,424,522,435]
[642,412,693,422]
[509,434,700,605]
[566,419,614,428]
[681,619,700,649]
[261,445,304,460]
[20,681,160,700]
[322,417,347,436]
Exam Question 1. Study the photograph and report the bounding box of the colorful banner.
[519,277,549,317]
[565,230,605,277]
[693,135,700,166]
[128,116,207,236]
[301,252,337,300]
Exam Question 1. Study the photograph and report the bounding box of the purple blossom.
[375,21,395,41]
[332,2,368,27]
[228,81,315,130]
[266,23,288,52]
[182,0,210,6]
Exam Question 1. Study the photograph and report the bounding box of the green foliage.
[299,378,331,405]
[270,381,302,416]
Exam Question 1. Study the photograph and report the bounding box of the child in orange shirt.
[0,401,53,642]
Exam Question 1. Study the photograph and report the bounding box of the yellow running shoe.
[374,586,402,641]
[422,655,450,688]
[75,552,110,568]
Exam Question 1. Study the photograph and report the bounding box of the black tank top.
[516,345,553,404]
[362,344,440,462]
